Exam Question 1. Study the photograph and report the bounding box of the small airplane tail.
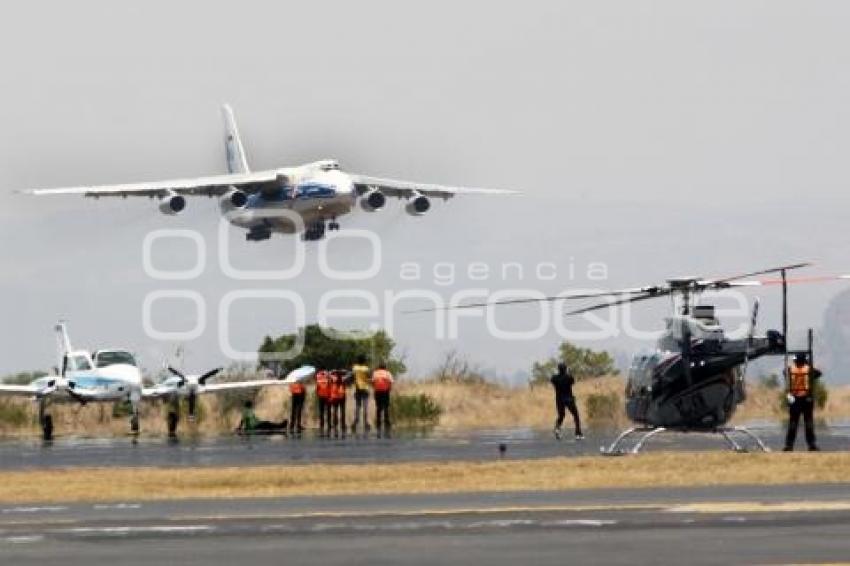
[54,321,72,374]
[221,104,250,174]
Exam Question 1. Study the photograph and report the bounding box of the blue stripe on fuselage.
[246,182,337,208]
[70,376,128,390]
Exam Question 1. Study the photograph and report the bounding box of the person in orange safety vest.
[783,352,823,451]
[289,379,306,434]
[372,363,394,436]
[315,369,332,436]
[329,370,348,437]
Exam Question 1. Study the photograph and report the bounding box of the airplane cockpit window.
[95,351,137,368]
[318,160,340,171]
[69,356,92,371]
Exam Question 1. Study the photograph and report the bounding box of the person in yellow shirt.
[351,355,371,434]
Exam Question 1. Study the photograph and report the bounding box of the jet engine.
[158,191,186,215]
[360,188,386,212]
[405,192,431,216]
[220,188,248,212]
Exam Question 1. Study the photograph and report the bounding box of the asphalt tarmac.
[0,423,846,470]
[2,484,850,565]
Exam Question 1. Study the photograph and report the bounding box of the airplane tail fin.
[54,321,72,374]
[221,104,250,174]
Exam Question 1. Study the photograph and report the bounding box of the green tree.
[531,341,618,385]
[258,325,406,376]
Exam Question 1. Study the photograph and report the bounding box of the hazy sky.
[2,1,849,382]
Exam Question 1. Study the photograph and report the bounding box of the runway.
[2,484,850,565]
[0,424,847,470]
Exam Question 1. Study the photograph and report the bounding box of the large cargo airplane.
[22,105,516,241]
[0,322,311,439]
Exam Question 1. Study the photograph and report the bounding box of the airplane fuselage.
[33,349,142,404]
[225,163,356,237]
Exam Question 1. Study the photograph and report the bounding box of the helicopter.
[413,263,849,453]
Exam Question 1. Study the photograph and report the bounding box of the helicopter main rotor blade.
[710,262,811,285]
[743,274,850,286]
[404,287,662,314]
[565,290,671,316]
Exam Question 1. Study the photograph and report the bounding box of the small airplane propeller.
[165,366,223,420]
[36,353,87,404]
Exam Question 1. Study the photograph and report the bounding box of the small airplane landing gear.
[38,399,53,441]
[166,396,180,438]
[601,426,770,455]
[41,414,54,441]
[129,400,140,436]
[167,411,179,438]
[328,217,340,231]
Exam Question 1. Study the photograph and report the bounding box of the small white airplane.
[21,105,516,241]
[0,322,311,439]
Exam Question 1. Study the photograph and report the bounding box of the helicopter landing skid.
[601,426,771,455]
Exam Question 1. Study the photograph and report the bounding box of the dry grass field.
[0,452,849,504]
[1,375,849,437]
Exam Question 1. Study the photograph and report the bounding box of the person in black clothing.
[551,362,583,440]
[784,353,822,451]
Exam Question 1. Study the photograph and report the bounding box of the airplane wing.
[141,385,174,399]
[198,379,291,394]
[141,379,290,397]
[349,173,517,199]
[20,170,281,198]
[0,384,39,396]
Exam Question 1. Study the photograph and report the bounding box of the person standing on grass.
[351,355,372,434]
[551,362,583,440]
[288,379,306,434]
[372,362,394,437]
[329,369,348,437]
[315,369,332,437]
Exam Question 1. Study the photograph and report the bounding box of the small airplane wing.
[201,365,316,391]
[0,384,40,396]
[198,379,292,394]
[20,170,280,198]
[141,385,173,399]
[348,173,517,199]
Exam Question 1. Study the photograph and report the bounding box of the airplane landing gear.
[38,399,53,441]
[167,412,179,438]
[328,218,340,231]
[304,220,327,241]
[129,399,140,436]
[41,414,54,441]
[246,225,272,242]
[167,396,180,438]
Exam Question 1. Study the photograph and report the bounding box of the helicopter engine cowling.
[220,188,248,213]
[158,191,186,215]
[405,192,431,216]
[360,188,386,212]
